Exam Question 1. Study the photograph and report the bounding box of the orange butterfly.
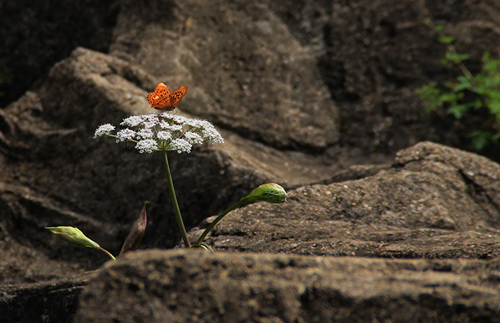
[147,83,188,110]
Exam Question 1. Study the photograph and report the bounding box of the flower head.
[94,112,224,154]
[94,124,115,138]
[121,116,144,127]
[170,138,192,154]
[116,129,136,142]
[136,139,158,153]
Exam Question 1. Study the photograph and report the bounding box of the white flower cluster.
[94,112,224,154]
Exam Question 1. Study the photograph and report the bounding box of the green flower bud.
[46,226,115,260]
[245,183,287,203]
[46,226,100,248]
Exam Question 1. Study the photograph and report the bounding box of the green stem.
[162,151,191,248]
[193,197,251,247]
[98,246,116,261]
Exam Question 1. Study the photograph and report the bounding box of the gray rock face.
[74,249,500,323]
[1,276,89,323]
[1,0,500,322]
[0,0,118,106]
[193,142,500,258]
[112,0,339,150]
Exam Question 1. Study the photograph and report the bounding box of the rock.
[0,0,119,107]
[317,0,500,160]
[0,46,357,275]
[4,0,500,158]
[1,275,89,323]
[112,0,339,151]
[74,249,500,322]
[1,0,500,322]
[193,142,500,258]
[0,223,87,284]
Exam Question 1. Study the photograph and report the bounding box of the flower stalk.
[94,112,224,249]
[193,199,246,248]
[192,183,287,248]
[162,151,190,248]
[98,246,116,260]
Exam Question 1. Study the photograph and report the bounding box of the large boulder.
[193,141,500,258]
[74,249,500,322]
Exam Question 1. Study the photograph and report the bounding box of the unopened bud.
[245,183,287,203]
[46,226,115,260]
[46,226,100,249]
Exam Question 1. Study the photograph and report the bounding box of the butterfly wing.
[168,85,188,108]
[148,83,187,110]
[147,92,157,106]
[148,83,172,109]
[155,83,171,97]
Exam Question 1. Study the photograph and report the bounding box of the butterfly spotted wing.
[168,85,188,108]
[147,83,170,108]
[147,83,187,111]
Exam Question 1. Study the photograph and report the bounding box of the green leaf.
[445,52,470,63]
[453,76,472,92]
[471,99,482,109]
[440,92,458,103]
[452,82,470,92]
[470,131,492,151]
[486,101,500,119]
[439,36,455,44]
[416,83,444,111]
[472,85,486,95]
[447,105,467,119]
[435,24,444,31]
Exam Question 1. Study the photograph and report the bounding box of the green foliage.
[417,20,500,151]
